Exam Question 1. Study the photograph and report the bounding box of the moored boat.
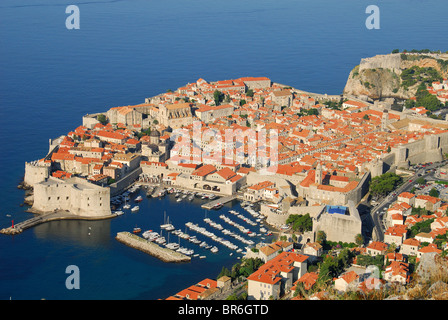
[133,227,142,234]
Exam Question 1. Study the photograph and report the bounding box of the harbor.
[108,182,274,262]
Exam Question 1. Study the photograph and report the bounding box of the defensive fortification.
[312,201,362,244]
[32,176,112,217]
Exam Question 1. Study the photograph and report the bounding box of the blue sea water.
[0,0,447,300]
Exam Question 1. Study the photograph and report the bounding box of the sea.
[0,0,447,300]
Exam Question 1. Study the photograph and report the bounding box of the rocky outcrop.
[344,53,448,100]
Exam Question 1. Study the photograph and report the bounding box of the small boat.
[134,195,143,202]
[161,223,175,232]
[213,203,223,210]
[165,242,180,250]
[131,206,139,212]
[133,227,142,234]
[114,210,124,216]
[123,203,131,210]
[210,246,219,253]
[199,256,206,259]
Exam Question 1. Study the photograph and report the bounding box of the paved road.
[369,161,444,242]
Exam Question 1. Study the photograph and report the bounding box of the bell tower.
[315,162,322,185]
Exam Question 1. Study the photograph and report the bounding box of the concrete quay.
[201,195,237,210]
[0,210,116,235]
[115,232,191,263]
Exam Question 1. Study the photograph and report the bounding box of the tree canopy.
[286,214,313,233]
[97,114,107,125]
[213,90,224,106]
[369,172,402,197]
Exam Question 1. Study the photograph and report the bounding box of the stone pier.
[115,232,191,263]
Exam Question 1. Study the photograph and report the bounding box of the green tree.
[213,90,224,106]
[217,266,231,279]
[246,89,254,97]
[409,218,435,237]
[405,99,416,109]
[392,49,400,54]
[97,114,107,125]
[355,233,364,246]
[316,230,327,244]
[416,177,426,185]
[369,172,402,197]
[429,188,440,198]
[286,214,313,233]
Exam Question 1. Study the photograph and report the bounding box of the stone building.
[297,164,365,206]
[106,106,143,127]
[141,130,169,162]
[32,176,111,217]
[312,201,362,244]
[270,90,293,108]
[158,103,193,129]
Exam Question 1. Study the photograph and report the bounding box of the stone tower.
[381,110,389,131]
[149,130,160,145]
[315,162,322,185]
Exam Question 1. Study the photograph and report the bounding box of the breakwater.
[115,231,191,263]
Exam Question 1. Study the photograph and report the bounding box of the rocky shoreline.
[115,231,191,263]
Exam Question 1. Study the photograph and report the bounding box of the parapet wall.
[313,201,361,243]
[32,177,111,217]
[24,162,50,187]
[359,53,402,73]
[392,131,448,167]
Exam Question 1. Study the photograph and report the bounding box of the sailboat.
[160,211,175,231]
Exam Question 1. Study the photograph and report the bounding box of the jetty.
[0,211,116,235]
[149,185,165,198]
[201,195,237,210]
[115,232,191,263]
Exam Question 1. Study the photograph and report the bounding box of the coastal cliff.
[343,52,448,100]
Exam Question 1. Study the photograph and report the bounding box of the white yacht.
[210,246,219,253]
[131,206,139,212]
